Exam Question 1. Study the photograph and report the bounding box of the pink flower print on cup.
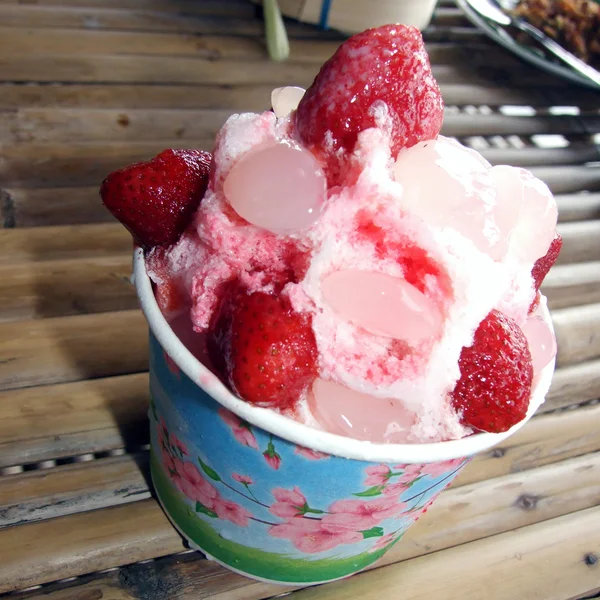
[213,498,252,527]
[420,457,466,479]
[219,408,259,449]
[232,474,254,485]
[167,456,185,487]
[170,434,188,457]
[263,436,281,470]
[294,445,329,460]
[323,496,406,533]
[393,464,423,477]
[177,462,219,510]
[161,447,176,473]
[364,464,392,486]
[270,487,307,519]
[368,532,397,553]
[270,518,362,554]
[263,451,282,470]
[382,481,411,497]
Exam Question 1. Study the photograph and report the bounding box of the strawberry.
[100,149,212,250]
[529,232,562,312]
[209,289,317,410]
[295,24,443,186]
[451,310,533,433]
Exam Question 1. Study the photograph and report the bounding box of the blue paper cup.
[134,249,554,585]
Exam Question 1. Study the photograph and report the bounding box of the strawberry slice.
[100,149,212,250]
[529,232,562,312]
[451,310,533,433]
[295,24,443,186]
[209,288,317,410]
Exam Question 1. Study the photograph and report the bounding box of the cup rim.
[134,248,555,464]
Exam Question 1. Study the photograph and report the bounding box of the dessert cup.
[134,248,555,585]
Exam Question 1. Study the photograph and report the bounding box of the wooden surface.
[0,1,599,599]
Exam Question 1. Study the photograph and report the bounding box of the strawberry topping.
[100,149,212,250]
[295,24,443,186]
[451,310,533,433]
[529,232,562,312]
[209,288,318,410]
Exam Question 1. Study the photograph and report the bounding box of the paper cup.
[134,248,555,585]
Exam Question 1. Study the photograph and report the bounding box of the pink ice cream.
[146,87,558,444]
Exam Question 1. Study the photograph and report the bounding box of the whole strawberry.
[100,149,212,249]
[451,310,533,433]
[209,289,317,410]
[295,24,443,185]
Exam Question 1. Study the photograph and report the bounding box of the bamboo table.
[0,1,599,598]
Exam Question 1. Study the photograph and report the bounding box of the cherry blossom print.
[323,496,406,532]
[170,434,188,457]
[167,456,185,487]
[161,447,177,474]
[364,464,392,486]
[294,445,329,460]
[420,458,466,478]
[232,474,254,485]
[263,451,282,470]
[177,462,219,509]
[393,464,423,477]
[382,481,411,497]
[270,517,362,554]
[270,487,307,518]
[214,498,253,526]
[263,436,282,470]
[219,408,259,449]
[154,400,462,563]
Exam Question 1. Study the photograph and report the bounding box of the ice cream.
[100,25,561,445]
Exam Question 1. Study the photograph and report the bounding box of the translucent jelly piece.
[271,86,305,118]
[309,378,415,443]
[522,315,557,374]
[491,165,558,263]
[321,270,442,344]
[510,169,558,263]
[393,136,501,256]
[489,165,522,261]
[223,141,326,234]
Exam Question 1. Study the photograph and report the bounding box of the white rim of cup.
[134,247,555,464]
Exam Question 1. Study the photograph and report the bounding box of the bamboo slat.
[544,360,600,412]
[0,223,130,264]
[553,303,600,367]
[0,4,337,38]
[0,82,597,111]
[556,221,600,264]
[0,310,148,390]
[0,255,136,321]
[0,453,150,527]
[543,262,600,309]
[0,373,149,468]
